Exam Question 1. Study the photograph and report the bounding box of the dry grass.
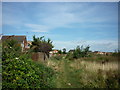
[45,55,119,88]
[79,60,118,71]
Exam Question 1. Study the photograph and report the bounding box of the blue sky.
[2,2,118,52]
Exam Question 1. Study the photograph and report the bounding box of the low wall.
[31,52,48,62]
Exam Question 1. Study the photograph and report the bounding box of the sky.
[2,2,118,52]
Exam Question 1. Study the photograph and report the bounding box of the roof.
[1,35,27,43]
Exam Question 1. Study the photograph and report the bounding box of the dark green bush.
[2,39,55,88]
[2,39,22,60]
[2,57,55,88]
[65,52,74,60]
[66,45,90,60]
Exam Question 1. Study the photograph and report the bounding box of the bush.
[50,55,63,60]
[2,39,22,60]
[66,45,90,60]
[65,52,74,60]
[2,39,55,88]
[2,57,55,88]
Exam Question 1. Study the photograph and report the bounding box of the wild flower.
[68,83,71,86]
[15,57,19,60]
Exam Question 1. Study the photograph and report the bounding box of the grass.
[46,55,119,88]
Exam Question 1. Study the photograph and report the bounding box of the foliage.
[2,39,55,88]
[62,48,66,54]
[58,50,62,54]
[50,55,63,60]
[2,39,22,60]
[2,57,55,88]
[30,35,54,57]
[66,45,90,60]
[47,58,119,88]
[112,49,120,57]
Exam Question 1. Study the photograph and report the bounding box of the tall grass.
[46,55,119,88]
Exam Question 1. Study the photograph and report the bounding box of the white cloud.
[3,2,117,32]
[35,3,117,31]
[3,2,118,52]
[25,24,49,32]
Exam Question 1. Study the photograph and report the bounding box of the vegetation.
[47,56,119,88]
[2,36,119,88]
[2,39,22,60]
[112,49,120,57]
[0,41,2,89]
[46,45,119,88]
[2,39,55,88]
[58,50,62,54]
[62,48,66,54]
[66,45,90,60]
[30,35,54,57]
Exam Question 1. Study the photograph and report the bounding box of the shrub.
[65,52,74,60]
[2,39,22,60]
[50,55,63,60]
[2,57,55,88]
[2,39,55,88]
[66,45,90,60]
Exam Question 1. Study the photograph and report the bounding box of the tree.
[66,45,90,60]
[30,35,54,58]
[58,50,62,54]
[83,45,90,57]
[63,48,66,54]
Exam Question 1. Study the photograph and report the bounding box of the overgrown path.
[55,59,84,88]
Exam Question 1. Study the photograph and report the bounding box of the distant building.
[49,49,59,57]
[93,51,112,55]
[93,51,104,55]
[1,35,27,52]
[49,49,59,54]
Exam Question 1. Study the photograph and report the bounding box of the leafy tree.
[66,45,90,60]
[30,35,54,58]
[63,48,66,54]
[58,50,62,54]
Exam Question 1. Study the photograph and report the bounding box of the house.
[49,49,59,57]
[93,51,104,55]
[49,49,59,54]
[1,35,27,52]
[93,51,111,55]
